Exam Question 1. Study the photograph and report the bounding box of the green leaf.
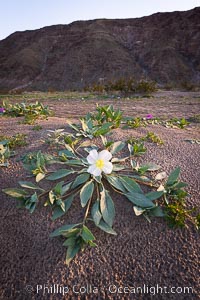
[172,182,187,189]
[3,188,27,198]
[93,175,102,183]
[94,122,112,136]
[63,237,77,247]
[112,164,125,171]
[145,163,161,171]
[46,169,75,180]
[130,159,137,168]
[54,181,64,195]
[148,206,165,217]
[130,174,152,182]
[110,141,125,154]
[137,165,149,175]
[97,220,117,235]
[67,121,80,132]
[81,225,95,242]
[125,192,155,208]
[58,199,65,212]
[100,189,115,227]
[59,149,76,159]
[63,228,80,238]
[30,192,38,203]
[61,182,72,194]
[146,191,164,201]
[80,180,94,207]
[50,223,80,237]
[71,173,90,189]
[166,167,181,186]
[119,176,143,193]
[111,157,128,163]
[18,181,43,191]
[36,172,45,182]
[91,200,102,225]
[66,244,81,265]
[106,175,127,193]
[52,195,74,220]
[64,159,84,166]
[28,202,36,214]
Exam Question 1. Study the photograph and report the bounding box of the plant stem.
[83,196,93,225]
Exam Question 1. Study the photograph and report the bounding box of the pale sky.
[0,0,199,40]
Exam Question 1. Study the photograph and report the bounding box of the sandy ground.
[0,91,200,300]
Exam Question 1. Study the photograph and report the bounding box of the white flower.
[87,149,113,177]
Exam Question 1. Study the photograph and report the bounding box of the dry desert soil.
[0,91,200,300]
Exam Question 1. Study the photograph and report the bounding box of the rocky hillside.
[0,7,199,91]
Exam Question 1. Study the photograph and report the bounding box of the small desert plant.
[67,118,113,140]
[0,140,14,167]
[126,117,145,128]
[127,132,164,146]
[164,117,189,129]
[128,141,147,156]
[145,132,164,145]
[0,133,27,149]
[2,101,52,124]
[91,104,123,128]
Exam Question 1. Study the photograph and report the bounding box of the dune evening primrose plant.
[2,106,199,265]
[87,149,113,176]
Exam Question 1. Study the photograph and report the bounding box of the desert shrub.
[180,81,197,91]
[84,78,157,94]
[135,80,157,93]
[48,87,57,93]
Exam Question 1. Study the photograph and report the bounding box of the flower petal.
[87,149,98,164]
[87,164,96,174]
[92,167,102,177]
[87,165,102,176]
[102,161,113,174]
[98,150,112,161]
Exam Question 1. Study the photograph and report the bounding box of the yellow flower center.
[95,159,105,169]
